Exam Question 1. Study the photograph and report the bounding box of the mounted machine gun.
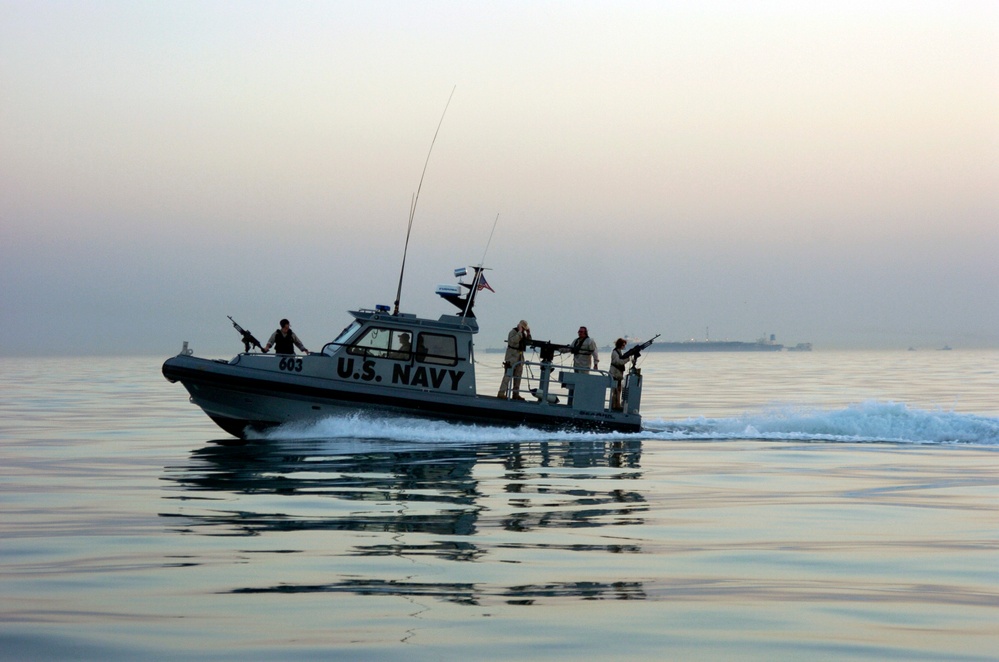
[621,334,660,364]
[228,316,267,353]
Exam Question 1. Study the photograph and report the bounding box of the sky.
[2,0,997,356]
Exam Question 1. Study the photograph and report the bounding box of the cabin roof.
[350,309,479,334]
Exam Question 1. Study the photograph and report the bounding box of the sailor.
[389,332,412,360]
[569,326,599,371]
[263,319,309,355]
[415,336,429,362]
[610,337,628,410]
[498,320,531,400]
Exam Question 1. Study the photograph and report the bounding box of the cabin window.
[348,327,413,360]
[416,333,457,366]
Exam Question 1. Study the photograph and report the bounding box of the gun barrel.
[622,334,660,360]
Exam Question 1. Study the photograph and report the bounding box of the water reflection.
[161,437,646,602]
[231,578,648,605]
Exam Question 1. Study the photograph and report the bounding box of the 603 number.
[279,357,303,372]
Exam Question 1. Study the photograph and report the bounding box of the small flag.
[477,274,495,293]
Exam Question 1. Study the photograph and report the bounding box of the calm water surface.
[1,351,997,660]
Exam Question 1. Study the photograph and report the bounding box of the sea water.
[1,351,997,660]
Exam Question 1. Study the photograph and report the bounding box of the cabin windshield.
[334,321,362,345]
[322,321,362,356]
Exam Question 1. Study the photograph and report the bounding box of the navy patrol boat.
[162,266,653,438]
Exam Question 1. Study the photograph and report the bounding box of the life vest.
[274,329,296,354]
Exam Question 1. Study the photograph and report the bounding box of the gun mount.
[526,339,570,363]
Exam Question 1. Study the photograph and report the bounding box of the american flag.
[476,274,495,293]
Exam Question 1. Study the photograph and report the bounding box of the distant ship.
[644,332,799,353]
[648,339,784,352]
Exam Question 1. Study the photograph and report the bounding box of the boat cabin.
[319,309,479,397]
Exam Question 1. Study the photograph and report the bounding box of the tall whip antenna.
[461,213,501,320]
[393,86,456,315]
[479,212,500,267]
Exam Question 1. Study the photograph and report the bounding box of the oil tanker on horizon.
[643,333,811,352]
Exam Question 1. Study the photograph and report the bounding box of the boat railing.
[501,359,615,410]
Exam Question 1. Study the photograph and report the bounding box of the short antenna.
[393,86,456,315]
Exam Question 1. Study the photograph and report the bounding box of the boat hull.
[163,354,641,438]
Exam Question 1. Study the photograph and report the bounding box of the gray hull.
[162,353,642,438]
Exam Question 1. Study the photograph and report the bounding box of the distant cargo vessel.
[645,333,796,352]
[649,340,783,352]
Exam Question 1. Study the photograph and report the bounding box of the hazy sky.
[2,1,997,356]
